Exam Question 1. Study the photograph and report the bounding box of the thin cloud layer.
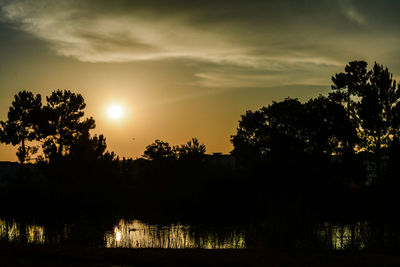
[0,0,245,63]
[340,0,365,25]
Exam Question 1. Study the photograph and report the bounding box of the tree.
[231,109,269,166]
[303,96,356,157]
[331,61,400,180]
[357,63,400,179]
[0,91,42,163]
[231,98,307,167]
[41,90,95,160]
[231,97,356,170]
[142,139,176,161]
[69,133,108,161]
[176,138,206,160]
[330,60,371,154]
[69,133,119,172]
[330,60,370,116]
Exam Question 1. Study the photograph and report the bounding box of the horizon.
[1,0,400,161]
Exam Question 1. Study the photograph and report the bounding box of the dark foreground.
[1,243,400,267]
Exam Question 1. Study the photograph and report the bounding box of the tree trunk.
[347,88,351,152]
[376,135,381,182]
[21,138,26,164]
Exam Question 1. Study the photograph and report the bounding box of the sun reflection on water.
[115,228,122,242]
[105,219,246,249]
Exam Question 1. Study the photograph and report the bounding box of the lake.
[1,216,398,250]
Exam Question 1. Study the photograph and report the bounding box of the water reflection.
[0,217,397,250]
[0,219,45,243]
[26,224,45,243]
[318,221,370,250]
[0,218,246,249]
[105,219,246,249]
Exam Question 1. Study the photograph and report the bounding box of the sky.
[1,0,400,161]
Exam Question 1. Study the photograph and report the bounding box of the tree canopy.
[231,96,354,165]
[142,139,176,161]
[41,90,96,160]
[0,91,42,163]
[0,90,98,164]
[175,138,206,160]
[232,60,400,182]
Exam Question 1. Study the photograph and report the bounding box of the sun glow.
[108,105,124,120]
[115,229,122,242]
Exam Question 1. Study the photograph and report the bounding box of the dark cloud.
[0,0,399,87]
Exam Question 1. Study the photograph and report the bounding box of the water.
[0,217,398,250]
[318,221,371,250]
[0,218,246,249]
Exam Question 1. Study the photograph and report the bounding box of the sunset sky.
[1,0,400,161]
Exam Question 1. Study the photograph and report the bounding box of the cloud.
[0,0,345,64]
[0,0,399,89]
[0,0,246,63]
[339,0,365,25]
[191,59,338,89]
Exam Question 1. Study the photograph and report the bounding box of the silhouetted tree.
[230,109,269,168]
[69,133,108,161]
[357,63,400,179]
[231,98,307,167]
[176,138,206,160]
[304,96,356,157]
[67,133,119,183]
[0,91,42,163]
[330,60,371,154]
[41,90,95,161]
[262,98,309,163]
[142,139,176,161]
[330,60,370,117]
[330,61,377,182]
[304,96,364,183]
[231,96,357,179]
[331,61,400,180]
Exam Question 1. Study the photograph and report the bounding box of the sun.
[107,105,124,120]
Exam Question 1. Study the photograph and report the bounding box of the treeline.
[0,88,213,185]
[0,89,227,218]
[0,90,115,164]
[232,61,400,181]
[230,61,400,219]
[2,60,400,221]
